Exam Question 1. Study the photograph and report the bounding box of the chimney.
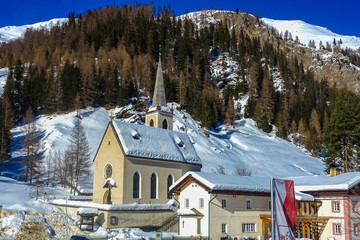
[329,163,342,177]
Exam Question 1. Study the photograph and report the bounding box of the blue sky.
[1,0,359,37]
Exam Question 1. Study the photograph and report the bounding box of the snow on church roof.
[170,171,314,201]
[111,120,202,165]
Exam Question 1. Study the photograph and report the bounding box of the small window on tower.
[150,119,154,127]
[162,119,168,129]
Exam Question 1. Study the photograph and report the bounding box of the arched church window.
[133,172,140,199]
[167,175,173,199]
[162,119,168,129]
[150,173,157,199]
[150,119,154,127]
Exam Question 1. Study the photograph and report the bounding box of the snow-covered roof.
[111,120,202,165]
[104,178,117,188]
[290,172,360,192]
[51,199,176,212]
[148,105,172,113]
[68,195,93,201]
[170,172,314,201]
[77,207,98,216]
[177,208,203,216]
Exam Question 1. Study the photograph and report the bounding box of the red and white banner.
[274,178,297,240]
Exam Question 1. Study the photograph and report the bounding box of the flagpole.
[270,177,274,240]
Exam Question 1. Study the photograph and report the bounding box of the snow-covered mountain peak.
[262,18,360,50]
[0,18,67,44]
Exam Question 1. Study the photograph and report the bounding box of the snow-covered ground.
[0,18,66,44]
[262,18,360,50]
[0,175,173,239]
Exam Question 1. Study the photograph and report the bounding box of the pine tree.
[324,90,360,172]
[254,69,274,132]
[308,109,322,153]
[177,71,187,107]
[298,119,307,146]
[0,97,14,175]
[60,60,81,110]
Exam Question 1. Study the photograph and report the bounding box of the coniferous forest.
[0,4,359,173]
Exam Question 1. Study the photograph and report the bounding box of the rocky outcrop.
[0,207,84,239]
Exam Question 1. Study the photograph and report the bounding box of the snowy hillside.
[6,104,325,189]
[262,18,360,50]
[177,10,233,29]
[0,67,8,95]
[0,18,66,44]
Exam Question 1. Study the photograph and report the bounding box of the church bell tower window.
[162,119,168,129]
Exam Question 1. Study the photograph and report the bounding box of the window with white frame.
[333,223,341,235]
[242,223,256,232]
[199,198,204,209]
[185,198,189,208]
[246,200,252,209]
[332,201,340,212]
[221,223,227,233]
[221,199,227,208]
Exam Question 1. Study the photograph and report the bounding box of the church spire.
[152,51,166,107]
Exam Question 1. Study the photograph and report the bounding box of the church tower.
[145,54,173,130]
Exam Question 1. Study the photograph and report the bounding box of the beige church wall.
[145,112,158,127]
[210,194,271,240]
[55,205,175,230]
[93,124,125,204]
[57,205,79,217]
[98,210,174,229]
[123,157,200,204]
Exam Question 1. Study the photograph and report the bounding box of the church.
[92,55,202,206]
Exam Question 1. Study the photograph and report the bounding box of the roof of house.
[170,171,314,201]
[290,172,360,192]
[111,120,202,166]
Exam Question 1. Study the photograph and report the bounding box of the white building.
[170,171,360,240]
[292,172,360,240]
[169,171,312,240]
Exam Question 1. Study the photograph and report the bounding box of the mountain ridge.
[1,11,360,49]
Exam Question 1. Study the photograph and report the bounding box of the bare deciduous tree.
[66,118,91,194]
[21,108,43,183]
[235,167,252,176]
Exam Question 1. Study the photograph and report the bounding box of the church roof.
[111,120,202,166]
[152,56,167,107]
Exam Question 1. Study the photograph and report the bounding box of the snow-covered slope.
[0,18,66,44]
[262,18,360,50]
[6,104,325,187]
[0,67,8,95]
[172,106,324,177]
